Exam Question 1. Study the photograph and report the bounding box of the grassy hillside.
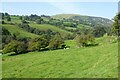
[2,37,118,78]
[2,13,117,78]
[52,14,112,22]
[52,14,81,19]
[29,22,72,38]
[2,16,72,38]
[0,24,39,38]
[78,24,91,28]
[52,14,113,27]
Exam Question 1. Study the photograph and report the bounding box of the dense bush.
[36,18,44,24]
[2,27,11,35]
[3,41,27,54]
[22,20,28,24]
[7,16,11,21]
[2,28,13,48]
[2,27,30,50]
[1,21,5,24]
[48,34,64,50]
[93,26,106,37]
[19,16,23,20]
[74,34,95,47]
[26,14,42,21]
[28,37,49,51]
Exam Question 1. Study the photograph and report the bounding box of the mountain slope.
[52,14,113,27]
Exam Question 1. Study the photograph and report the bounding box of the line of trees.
[2,33,66,54]
[2,26,67,54]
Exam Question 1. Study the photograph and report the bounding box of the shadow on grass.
[7,44,100,56]
[7,47,68,56]
[86,43,99,47]
[8,51,28,56]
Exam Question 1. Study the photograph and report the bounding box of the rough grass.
[2,39,118,78]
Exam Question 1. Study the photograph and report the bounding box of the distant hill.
[52,14,113,27]
[52,14,81,19]
[1,13,114,39]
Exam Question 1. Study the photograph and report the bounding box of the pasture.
[2,39,118,78]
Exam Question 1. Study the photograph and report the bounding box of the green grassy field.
[2,38,118,78]
[0,24,39,38]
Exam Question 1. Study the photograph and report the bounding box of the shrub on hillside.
[2,28,13,48]
[19,16,23,20]
[36,18,44,24]
[28,37,49,51]
[7,16,11,21]
[74,34,95,47]
[48,34,64,50]
[22,20,28,24]
[2,41,27,54]
[93,26,106,37]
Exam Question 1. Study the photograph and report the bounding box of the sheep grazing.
[63,46,70,49]
[66,47,69,49]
